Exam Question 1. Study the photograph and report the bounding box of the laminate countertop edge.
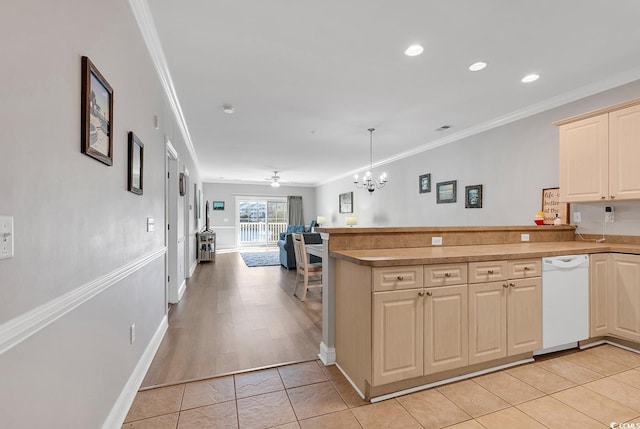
[329,241,640,267]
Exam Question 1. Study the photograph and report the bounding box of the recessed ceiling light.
[469,62,487,71]
[521,74,540,83]
[404,44,424,56]
[222,104,235,114]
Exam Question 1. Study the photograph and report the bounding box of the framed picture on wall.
[419,173,431,194]
[81,56,114,166]
[213,201,225,210]
[465,185,483,208]
[127,132,143,195]
[542,187,569,224]
[436,180,457,204]
[339,192,353,213]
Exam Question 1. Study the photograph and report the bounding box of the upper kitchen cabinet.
[556,99,640,203]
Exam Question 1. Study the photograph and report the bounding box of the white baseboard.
[318,342,336,365]
[189,259,197,277]
[177,279,187,302]
[102,314,168,429]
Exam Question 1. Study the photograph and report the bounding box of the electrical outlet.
[0,215,14,260]
[130,323,136,344]
[431,236,443,246]
[521,234,530,242]
[573,212,581,223]
[605,206,615,223]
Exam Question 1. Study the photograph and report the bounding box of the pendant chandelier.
[353,128,388,194]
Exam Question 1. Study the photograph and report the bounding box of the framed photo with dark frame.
[81,56,114,166]
[419,173,431,194]
[436,180,457,204]
[213,201,225,210]
[465,185,483,208]
[127,132,143,195]
[339,192,353,213]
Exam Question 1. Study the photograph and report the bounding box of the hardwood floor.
[141,250,322,388]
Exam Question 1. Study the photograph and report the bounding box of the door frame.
[165,138,180,304]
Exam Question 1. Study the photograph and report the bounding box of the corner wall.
[0,1,200,427]
[315,80,640,236]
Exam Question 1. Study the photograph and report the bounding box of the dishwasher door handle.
[543,255,588,270]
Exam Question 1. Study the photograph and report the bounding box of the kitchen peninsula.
[316,225,640,401]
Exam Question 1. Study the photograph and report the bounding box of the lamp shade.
[316,216,327,225]
[345,216,358,226]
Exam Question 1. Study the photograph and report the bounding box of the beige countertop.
[330,241,640,267]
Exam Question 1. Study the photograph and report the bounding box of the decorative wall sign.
[213,201,225,210]
[465,185,483,208]
[339,192,354,213]
[179,172,187,196]
[436,180,457,204]
[419,173,431,194]
[542,187,569,224]
[127,132,143,195]
[81,56,114,165]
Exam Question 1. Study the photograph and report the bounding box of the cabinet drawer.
[424,263,467,287]
[373,266,423,291]
[508,259,541,278]
[468,261,508,284]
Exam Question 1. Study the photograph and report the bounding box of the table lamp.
[316,216,326,228]
[345,216,358,227]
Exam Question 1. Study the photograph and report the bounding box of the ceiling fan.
[268,171,280,188]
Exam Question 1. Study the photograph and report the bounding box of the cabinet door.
[558,114,608,202]
[589,254,610,337]
[424,285,468,374]
[469,281,507,365]
[609,254,640,342]
[507,278,542,355]
[609,104,640,200]
[372,289,424,385]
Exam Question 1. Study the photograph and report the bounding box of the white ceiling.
[146,0,640,186]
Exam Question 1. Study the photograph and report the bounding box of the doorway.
[236,197,287,247]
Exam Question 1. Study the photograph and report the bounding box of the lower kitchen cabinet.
[589,253,640,342]
[469,277,541,365]
[424,284,469,374]
[372,289,424,385]
[610,253,640,342]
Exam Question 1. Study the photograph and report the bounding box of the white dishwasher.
[537,254,590,354]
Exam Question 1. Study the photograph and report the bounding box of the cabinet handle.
[487,270,494,274]
[601,196,606,199]
[418,292,424,297]
[523,267,531,271]
[502,283,509,288]
[444,272,452,277]
[509,282,515,288]
[426,291,433,297]
[611,195,616,199]
[397,275,404,281]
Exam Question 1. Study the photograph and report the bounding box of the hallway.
[141,251,322,388]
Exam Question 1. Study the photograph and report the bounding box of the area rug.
[240,251,280,267]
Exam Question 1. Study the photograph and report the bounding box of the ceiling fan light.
[404,44,424,57]
[271,181,280,188]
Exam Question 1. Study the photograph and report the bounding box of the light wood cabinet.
[589,254,610,337]
[372,289,423,385]
[424,284,468,374]
[469,260,541,365]
[589,253,640,342]
[373,266,423,292]
[609,253,640,342]
[557,101,640,202]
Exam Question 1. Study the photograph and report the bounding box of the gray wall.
[316,80,640,236]
[0,0,200,427]
[203,182,316,249]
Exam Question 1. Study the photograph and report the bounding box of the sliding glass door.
[237,197,287,246]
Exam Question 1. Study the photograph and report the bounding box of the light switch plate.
[431,236,443,246]
[147,217,155,232]
[0,215,14,260]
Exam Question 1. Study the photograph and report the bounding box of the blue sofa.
[277,222,320,269]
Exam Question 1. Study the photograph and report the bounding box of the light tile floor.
[123,344,640,428]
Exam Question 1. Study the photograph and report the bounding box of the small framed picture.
[81,56,114,165]
[436,180,457,204]
[542,188,569,224]
[339,192,353,213]
[127,132,144,195]
[419,173,431,194]
[465,185,483,208]
[213,201,225,210]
